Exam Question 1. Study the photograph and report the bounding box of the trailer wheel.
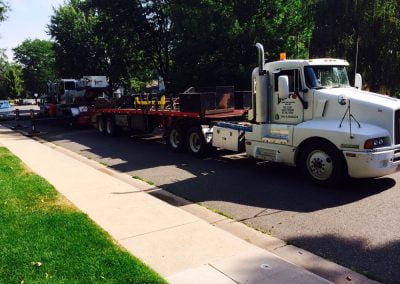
[97,116,106,134]
[105,117,117,136]
[166,126,186,152]
[299,142,346,186]
[187,126,209,158]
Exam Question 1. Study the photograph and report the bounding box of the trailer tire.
[106,117,117,137]
[299,141,346,186]
[187,126,209,158]
[97,116,106,134]
[166,126,186,152]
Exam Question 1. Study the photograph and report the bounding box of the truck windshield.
[305,66,350,89]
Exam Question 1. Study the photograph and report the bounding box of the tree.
[167,0,314,91]
[138,0,173,91]
[88,0,154,90]
[0,50,8,98]
[48,0,107,79]
[13,39,57,95]
[0,51,23,99]
[49,0,315,93]
[0,0,8,22]
[49,0,146,90]
[310,0,400,95]
[2,64,23,99]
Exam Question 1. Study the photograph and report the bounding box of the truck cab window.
[304,67,319,88]
[274,69,302,93]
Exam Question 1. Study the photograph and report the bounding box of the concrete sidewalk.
[0,126,337,283]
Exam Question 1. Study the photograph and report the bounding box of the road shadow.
[5,119,395,214]
[285,234,400,283]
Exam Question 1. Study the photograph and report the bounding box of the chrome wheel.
[98,117,105,133]
[169,128,182,149]
[189,131,201,153]
[106,120,112,135]
[306,150,333,181]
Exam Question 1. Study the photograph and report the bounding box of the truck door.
[272,69,304,125]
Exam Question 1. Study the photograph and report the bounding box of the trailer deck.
[91,107,247,119]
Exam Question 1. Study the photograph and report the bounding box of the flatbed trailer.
[89,106,248,157]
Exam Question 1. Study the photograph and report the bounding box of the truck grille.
[396,110,400,145]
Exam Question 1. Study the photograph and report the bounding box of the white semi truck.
[212,43,400,184]
[92,43,400,185]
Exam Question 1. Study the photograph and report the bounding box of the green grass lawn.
[0,147,166,283]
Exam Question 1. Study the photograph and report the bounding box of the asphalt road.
[2,118,399,283]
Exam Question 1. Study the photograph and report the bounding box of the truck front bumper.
[344,148,400,178]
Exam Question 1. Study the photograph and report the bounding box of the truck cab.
[215,43,400,185]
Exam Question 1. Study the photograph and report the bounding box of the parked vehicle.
[58,43,400,185]
[45,76,109,124]
[39,95,58,116]
[0,100,14,120]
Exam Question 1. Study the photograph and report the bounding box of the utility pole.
[354,37,360,79]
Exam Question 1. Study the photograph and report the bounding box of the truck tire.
[97,116,106,134]
[166,126,186,152]
[299,142,347,186]
[187,126,209,158]
[105,117,117,136]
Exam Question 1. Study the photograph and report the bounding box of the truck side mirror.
[355,73,362,90]
[278,76,290,99]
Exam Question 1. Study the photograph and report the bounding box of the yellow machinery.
[134,95,166,109]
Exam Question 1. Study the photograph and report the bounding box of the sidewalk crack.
[236,210,284,222]
[118,220,200,240]
[208,264,239,283]
[272,244,288,251]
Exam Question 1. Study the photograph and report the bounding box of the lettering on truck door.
[272,69,304,125]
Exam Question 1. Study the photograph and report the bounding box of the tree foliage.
[167,0,314,91]
[47,0,400,95]
[311,0,400,95]
[50,0,313,92]
[2,64,23,98]
[13,39,58,95]
[49,0,151,90]
[48,0,104,78]
[0,0,8,22]
[0,51,23,99]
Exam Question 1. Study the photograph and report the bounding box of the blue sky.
[0,0,65,60]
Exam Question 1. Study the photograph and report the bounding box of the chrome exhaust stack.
[250,43,268,123]
[256,43,265,74]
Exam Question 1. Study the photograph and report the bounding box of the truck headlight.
[364,137,389,149]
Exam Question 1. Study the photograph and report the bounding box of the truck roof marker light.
[280,52,286,61]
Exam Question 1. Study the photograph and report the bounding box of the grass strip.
[0,147,166,283]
